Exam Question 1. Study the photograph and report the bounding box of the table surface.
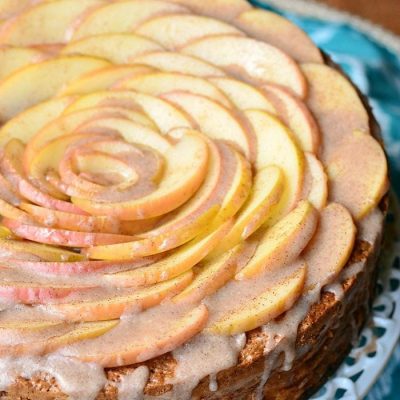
[316,0,400,35]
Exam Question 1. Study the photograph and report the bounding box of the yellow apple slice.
[245,110,304,215]
[0,198,31,221]
[301,63,370,161]
[2,320,119,356]
[0,96,76,147]
[209,77,276,114]
[326,130,388,219]
[62,34,163,64]
[162,92,253,160]
[0,225,13,239]
[78,305,208,367]
[72,132,209,219]
[0,239,85,262]
[117,72,231,108]
[46,271,194,321]
[0,56,109,122]
[173,246,241,304]
[0,47,46,80]
[0,320,63,332]
[59,65,157,96]
[0,0,106,46]
[131,51,226,77]
[166,0,250,21]
[104,220,232,287]
[71,0,189,40]
[236,201,318,280]
[182,35,307,98]
[304,203,356,290]
[233,9,323,63]
[0,0,35,18]
[64,90,194,133]
[135,14,243,50]
[301,152,328,210]
[211,166,284,256]
[208,261,306,335]
[262,83,320,153]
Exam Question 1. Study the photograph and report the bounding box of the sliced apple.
[209,77,276,114]
[326,130,388,219]
[301,152,328,210]
[71,0,189,40]
[182,35,307,98]
[0,320,63,332]
[0,56,109,122]
[303,203,356,291]
[0,198,31,221]
[0,96,75,147]
[208,261,306,335]
[0,0,35,19]
[162,92,253,160]
[166,0,251,21]
[211,166,284,256]
[0,225,13,239]
[72,132,209,219]
[59,65,157,96]
[236,200,318,280]
[233,9,323,63]
[262,83,320,153]
[0,171,21,206]
[0,0,106,46]
[301,63,370,161]
[173,246,241,304]
[0,282,92,304]
[116,72,231,108]
[104,219,232,287]
[64,90,194,134]
[1,320,119,357]
[132,51,226,77]
[0,47,47,80]
[245,110,304,215]
[135,14,243,50]
[62,34,163,64]
[46,271,194,321]
[78,305,208,367]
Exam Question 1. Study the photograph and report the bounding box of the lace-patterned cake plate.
[310,193,400,400]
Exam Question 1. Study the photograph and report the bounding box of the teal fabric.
[250,2,400,399]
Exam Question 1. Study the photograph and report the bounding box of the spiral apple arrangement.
[0,0,388,368]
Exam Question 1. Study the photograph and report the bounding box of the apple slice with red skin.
[61,33,163,64]
[303,203,356,291]
[71,0,189,40]
[59,65,158,96]
[45,270,194,321]
[233,9,323,63]
[0,56,109,122]
[0,0,107,46]
[131,51,226,78]
[135,14,243,50]
[1,139,86,215]
[236,201,318,280]
[182,35,307,98]
[262,83,320,153]
[0,171,22,205]
[76,305,208,368]
[72,132,209,220]
[301,63,369,162]
[2,218,136,248]
[116,72,231,108]
[326,130,388,220]
[104,219,232,287]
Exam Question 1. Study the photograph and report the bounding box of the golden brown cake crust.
[0,29,388,400]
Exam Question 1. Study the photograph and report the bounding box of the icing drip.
[116,366,149,400]
[167,333,246,399]
[0,355,106,400]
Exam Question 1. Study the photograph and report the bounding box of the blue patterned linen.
[250,2,400,399]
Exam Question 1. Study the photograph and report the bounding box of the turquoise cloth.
[250,2,400,399]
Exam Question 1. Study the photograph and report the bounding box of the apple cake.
[0,0,389,399]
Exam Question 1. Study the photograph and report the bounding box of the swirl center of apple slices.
[0,0,387,368]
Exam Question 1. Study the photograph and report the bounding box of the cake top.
[0,0,388,398]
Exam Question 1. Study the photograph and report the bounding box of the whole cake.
[0,0,389,399]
